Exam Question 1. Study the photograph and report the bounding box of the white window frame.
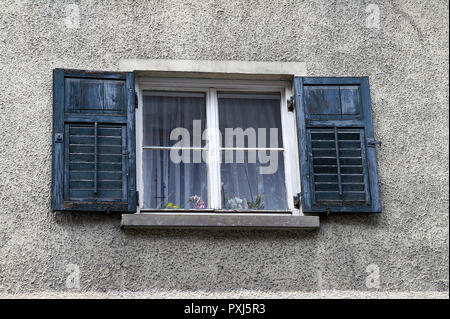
[135,77,302,216]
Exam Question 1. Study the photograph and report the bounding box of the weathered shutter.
[52,69,136,212]
[294,77,381,213]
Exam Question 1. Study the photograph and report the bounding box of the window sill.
[120,213,319,229]
[136,209,292,214]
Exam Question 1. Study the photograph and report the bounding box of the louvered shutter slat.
[67,123,125,202]
[310,127,368,205]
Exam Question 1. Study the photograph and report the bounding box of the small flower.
[189,195,206,209]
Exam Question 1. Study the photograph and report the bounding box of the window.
[136,78,300,213]
[52,68,381,228]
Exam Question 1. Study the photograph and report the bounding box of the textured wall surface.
[0,0,448,297]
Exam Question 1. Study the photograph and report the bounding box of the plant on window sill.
[222,165,265,211]
[224,194,264,210]
[247,194,264,209]
[188,195,206,209]
[162,195,206,210]
[163,202,181,209]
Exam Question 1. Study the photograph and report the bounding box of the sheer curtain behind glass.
[142,92,207,209]
[218,93,287,210]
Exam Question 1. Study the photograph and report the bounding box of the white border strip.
[1,290,448,299]
[119,59,307,76]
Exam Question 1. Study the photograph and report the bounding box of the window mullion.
[207,88,222,209]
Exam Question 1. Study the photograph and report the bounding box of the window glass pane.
[143,150,208,209]
[220,150,287,210]
[143,91,206,147]
[218,93,283,148]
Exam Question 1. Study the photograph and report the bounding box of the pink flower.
[189,195,206,209]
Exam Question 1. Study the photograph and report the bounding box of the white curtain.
[143,92,207,209]
[218,93,287,210]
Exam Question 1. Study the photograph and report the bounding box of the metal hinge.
[367,138,382,150]
[287,96,295,112]
[293,193,301,209]
[136,191,139,206]
[135,92,138,108]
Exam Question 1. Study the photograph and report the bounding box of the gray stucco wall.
[0,0,448,297]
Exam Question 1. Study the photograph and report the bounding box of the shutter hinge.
[367,138,382,150]
[135,92,138,108]
[287,96,295,112]
[293,193,301,209]
[136,191,139,206]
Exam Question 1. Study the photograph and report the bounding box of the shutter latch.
[293,193,301,209]
[55,133,64,143]
[367,138,382,150]
[287,96,295,112]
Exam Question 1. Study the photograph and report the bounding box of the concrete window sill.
[121,213,320,229]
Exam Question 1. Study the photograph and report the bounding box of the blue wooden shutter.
[52,69,136,212]
[294,77,381,213]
